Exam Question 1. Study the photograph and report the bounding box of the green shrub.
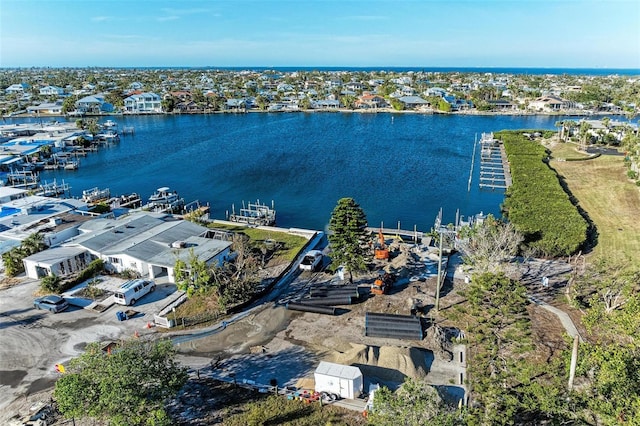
[41,274,61,293]
[58,259,105,293]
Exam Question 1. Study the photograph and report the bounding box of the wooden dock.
[365,224,425,243]
[478,133,512,190]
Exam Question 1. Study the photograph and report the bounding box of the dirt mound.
[330,343,430,383]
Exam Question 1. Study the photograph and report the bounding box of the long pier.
[478,133,512,190]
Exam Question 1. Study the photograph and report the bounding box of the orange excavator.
[374,229,389,260]
[371,272,396,295]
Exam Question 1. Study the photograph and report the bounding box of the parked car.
[299,250,324,272]
[33,295,69,313]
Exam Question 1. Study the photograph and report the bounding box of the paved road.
[0,276,179,422]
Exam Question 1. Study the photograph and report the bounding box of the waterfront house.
[528,95,573,112]
[487,99,518,111]
[442,95,474,111]
[312,99,341,110]
[398,95,430,110]
[64,212,232,281]
[0,196,90,243]
[39,86,65,96]
[224,99,246,111]
[124,92,162,113]
[176,101,201,113]
[27,102,64,115]
[355,93,388,109]
[76,95,114,114]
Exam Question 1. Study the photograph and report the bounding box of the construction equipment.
[370,272,396,295]
[374,229,389,260]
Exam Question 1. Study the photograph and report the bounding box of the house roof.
[399,95,429,105]
[23,246,88,266]
[148,235,231,267]
[69,212,230,266]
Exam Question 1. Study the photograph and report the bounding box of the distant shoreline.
[5,108,631,120]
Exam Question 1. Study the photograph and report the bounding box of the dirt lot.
[170,244,578,421]
[174,244,472,410]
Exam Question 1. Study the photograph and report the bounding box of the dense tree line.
[499,130,588,256]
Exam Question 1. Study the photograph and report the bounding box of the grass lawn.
[208,223,309,262]
[550,152,640,263]
[546,140,591,160]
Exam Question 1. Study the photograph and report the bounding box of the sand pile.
[330,343,430,383]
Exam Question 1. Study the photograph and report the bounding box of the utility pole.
[568,335,579,391]
[435,229,444,312]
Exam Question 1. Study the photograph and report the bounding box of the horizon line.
[2,65,640,71]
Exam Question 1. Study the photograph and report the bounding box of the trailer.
[314,361,363,400]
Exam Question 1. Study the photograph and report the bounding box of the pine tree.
[328,197,370,283]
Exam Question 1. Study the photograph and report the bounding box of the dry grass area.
[550,152,640,263]
[0,276,22,290]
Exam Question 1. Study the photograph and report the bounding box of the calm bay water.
[24,113,580,231]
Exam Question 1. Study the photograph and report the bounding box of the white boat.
[97,130,120,142]
[63,160,79,170]
[103,119,117,128]
[148,187,180,207]
[82,187,110,203]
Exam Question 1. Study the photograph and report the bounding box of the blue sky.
[1,0,639,68]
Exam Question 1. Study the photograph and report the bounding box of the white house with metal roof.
[66,212,231,281]
[23,246,93,279]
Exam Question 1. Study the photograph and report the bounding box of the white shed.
[314,361,363,400]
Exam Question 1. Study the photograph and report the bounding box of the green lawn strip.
[208,223,309,262]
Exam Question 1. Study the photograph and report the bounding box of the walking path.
[516,258,583,341]
[527,295,583,342]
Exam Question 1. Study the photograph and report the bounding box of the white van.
[114,279,156,306]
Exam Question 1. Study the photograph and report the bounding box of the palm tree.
[22,233,46,256]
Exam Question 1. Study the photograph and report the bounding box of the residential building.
[355,93,388,109]
[124,92,162,113]
[39,86,65,96]
[75,95,114,114]
[398,95,430,110]
[64,212,232,281]
[5,83,30,94]
[528,95,574,112]
[27,102,64,115]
